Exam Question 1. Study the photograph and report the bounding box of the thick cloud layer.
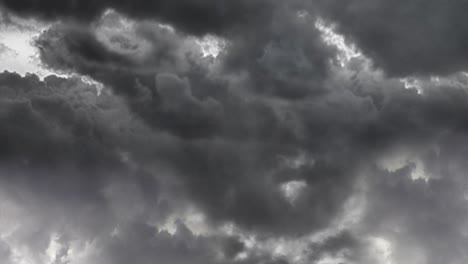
[315,0,468,76]
[0,0,272,36]
[2,1,468,264]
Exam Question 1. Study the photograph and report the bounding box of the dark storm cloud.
[33,7,336,99]
[315,0,468,76]
[30,7,468,240]
[0,71,162,234]
[4,0,468,263]
[35,26,224,138]
[133,72,224,138]
[320,67,468,264]
[31,10,333,139]
[34,20,227,138]
[220,8,335,99]
[21,18,318,239]
[0,71,258,264]
[0,0,272,36]
[30,11,358,236]
[0,72,116,168]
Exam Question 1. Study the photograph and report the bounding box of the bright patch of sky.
[0,21,53,78]
[0,13,106,97]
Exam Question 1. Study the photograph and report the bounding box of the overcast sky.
[1,1,468,264]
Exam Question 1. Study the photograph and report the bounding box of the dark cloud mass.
[2,1,468,264]
[315,0,468,76]
[0,0,272,35]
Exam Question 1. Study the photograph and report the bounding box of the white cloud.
[315,18,361,67]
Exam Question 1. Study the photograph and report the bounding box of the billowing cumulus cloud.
[2,1,468,264]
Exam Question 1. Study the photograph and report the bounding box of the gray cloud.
[0,0,272,36]
[314,0,468,76]
[0,71,262,264]
[0,240,12,264]
[2,1,468,264]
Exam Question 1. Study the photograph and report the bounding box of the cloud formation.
[2,1,468,264]
[315,0,468,76]
[0,0,272,36]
